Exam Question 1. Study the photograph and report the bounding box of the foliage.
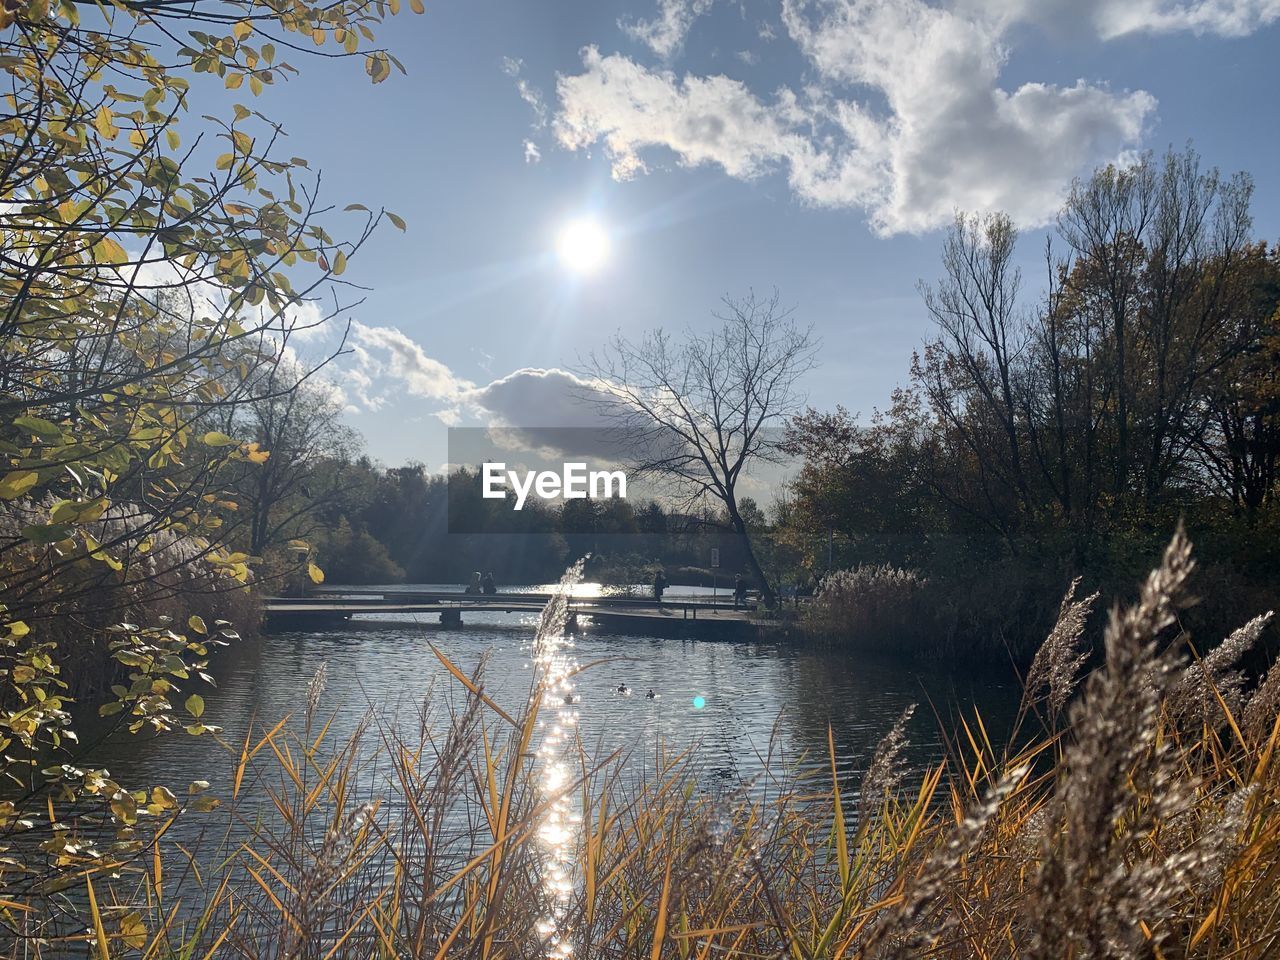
[782,148,1280,658]
[0,0,420,911]
[313,515,403,583]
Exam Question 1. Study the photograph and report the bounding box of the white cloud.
[968,0,1280,38]
[782,0,1155,232]
[523,139,542,163]
[348,322,476,415]
[555,48,819,184]
[502,56,548,128]
[464,367,615,428]
[460,367,643,464]
[552,0,1158,234]
[621,0,716,58]
[339,331,618,444]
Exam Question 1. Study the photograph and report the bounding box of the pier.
[263,589,766,640]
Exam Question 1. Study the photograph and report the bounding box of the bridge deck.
[263,591,763,639]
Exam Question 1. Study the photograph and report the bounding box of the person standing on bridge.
[653,569,668,604]
[465,572,482,595]
[734,573,748,609]
[482,572,497,595]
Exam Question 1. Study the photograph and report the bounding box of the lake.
[61,582,1027,956]
[92,582,1025,808]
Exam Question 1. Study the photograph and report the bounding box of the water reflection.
[530,612,582,958]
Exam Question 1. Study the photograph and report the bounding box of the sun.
[556,218,610,274]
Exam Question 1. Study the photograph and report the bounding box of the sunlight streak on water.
[530,615,584,958]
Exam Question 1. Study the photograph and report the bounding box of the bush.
[314,517,406,584]
[0,497,258,705]
[805,563,939,653]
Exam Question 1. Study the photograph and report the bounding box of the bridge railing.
[291,587,760,613]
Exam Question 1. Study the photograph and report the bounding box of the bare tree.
[582,290,817,607]
[227,357,360,556]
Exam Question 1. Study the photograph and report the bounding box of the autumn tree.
[0,0,419,938]
[780,148,1280,648]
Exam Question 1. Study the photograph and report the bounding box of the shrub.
[0,497,258,705]
[314,517,406,584]
[805,563,939,652]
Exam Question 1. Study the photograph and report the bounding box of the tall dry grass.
[4,526,1280,958]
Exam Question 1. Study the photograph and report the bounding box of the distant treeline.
[299,463,771,587]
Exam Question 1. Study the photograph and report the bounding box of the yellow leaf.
[188,614,207,635]
[8,622,30,638]
[233,20,252,40]
[410,0,424,13]
[0,471,38,500]
[307,562,325,584]
[185,694,205,718]
[95,237,128,265]
[94,105,118,140]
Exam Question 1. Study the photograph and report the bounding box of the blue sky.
[239,0,1280,468]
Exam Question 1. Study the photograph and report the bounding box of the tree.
[227,357,359,557]
[1195,244,1280,520]
[918,212,1032,528]
[778,148,1280,657]
[0,0,420,931]
[1057,148,1254,505]
[1,0,415,611]
[583,290,817,606]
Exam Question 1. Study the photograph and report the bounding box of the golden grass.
[4,527,1280,958]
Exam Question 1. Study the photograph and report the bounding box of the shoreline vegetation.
[5,531,1280,957]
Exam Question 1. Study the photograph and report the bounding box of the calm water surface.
[92,584,1023,801]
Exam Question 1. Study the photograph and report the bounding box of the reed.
[4,527,1280,958]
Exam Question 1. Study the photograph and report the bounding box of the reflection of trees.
[773,650,1022,785]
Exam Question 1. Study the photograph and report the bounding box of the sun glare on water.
[556,218,610,274]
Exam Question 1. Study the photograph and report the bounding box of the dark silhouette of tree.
[582,290,817,607]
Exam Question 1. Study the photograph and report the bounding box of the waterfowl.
[617,683,630,695]
[645,689,657,700]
